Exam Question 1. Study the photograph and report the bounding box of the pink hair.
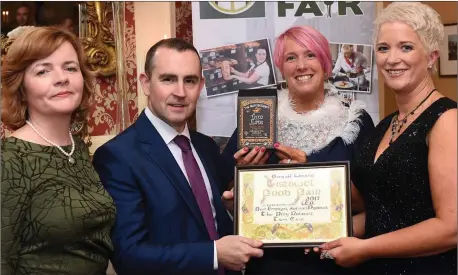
[274,26,332,77]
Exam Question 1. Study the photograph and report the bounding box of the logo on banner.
[200,1,266,19]
[209,1,256,15]
[277,1,364,18]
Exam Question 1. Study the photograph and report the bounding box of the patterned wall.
[175,1,197,131]
[0,2,138,139]
[87,2,138,136]
[175,2,193,43]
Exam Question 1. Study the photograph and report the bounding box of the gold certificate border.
[234,163,351,247]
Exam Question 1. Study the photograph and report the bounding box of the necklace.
[25,120,76,164]
[390,88,436,145]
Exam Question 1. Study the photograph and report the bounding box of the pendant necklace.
[26,120,76,164]
[390,88,436,145]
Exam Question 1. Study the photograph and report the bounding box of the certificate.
[234,162,352,248]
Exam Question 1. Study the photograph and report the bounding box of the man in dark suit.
[93,38,264,275]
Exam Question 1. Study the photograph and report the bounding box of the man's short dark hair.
[144,38,201,77]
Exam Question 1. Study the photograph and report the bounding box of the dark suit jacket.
[93,111,234,275]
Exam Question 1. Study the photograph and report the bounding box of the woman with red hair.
[1,27,114,274]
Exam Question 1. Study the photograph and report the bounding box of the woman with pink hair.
[220,25,374,274]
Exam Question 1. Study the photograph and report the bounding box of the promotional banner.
[193,1,380,137]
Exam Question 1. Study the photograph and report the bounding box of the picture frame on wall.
[439,24,457,77]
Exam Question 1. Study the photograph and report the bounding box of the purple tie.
[174,135,225,275]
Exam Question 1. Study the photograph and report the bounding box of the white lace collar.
[277,87,365,155]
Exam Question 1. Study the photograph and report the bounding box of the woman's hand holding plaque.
[274,143,307,164]
[234,146,271,166]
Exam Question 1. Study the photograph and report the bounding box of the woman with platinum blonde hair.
[317,2,457,274]
[220,25,375,274]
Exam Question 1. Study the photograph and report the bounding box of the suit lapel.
[135,112,208,236]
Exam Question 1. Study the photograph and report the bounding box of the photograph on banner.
[199,38,277,98]
[329,43,373,93]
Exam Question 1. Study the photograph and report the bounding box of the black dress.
[352,97,457,275]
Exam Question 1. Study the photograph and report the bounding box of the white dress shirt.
[145,108,219,270]
[254,62,270,86]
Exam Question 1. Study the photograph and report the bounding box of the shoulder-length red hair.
[1,26,94,138]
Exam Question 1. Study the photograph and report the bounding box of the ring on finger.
[321,251,334,260]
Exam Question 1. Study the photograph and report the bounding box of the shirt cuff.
[227,209,234,221]
[213,241,218,270]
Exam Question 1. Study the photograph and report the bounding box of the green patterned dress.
[1,137,115,275]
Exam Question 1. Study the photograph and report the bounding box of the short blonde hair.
[374,2,444,54]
